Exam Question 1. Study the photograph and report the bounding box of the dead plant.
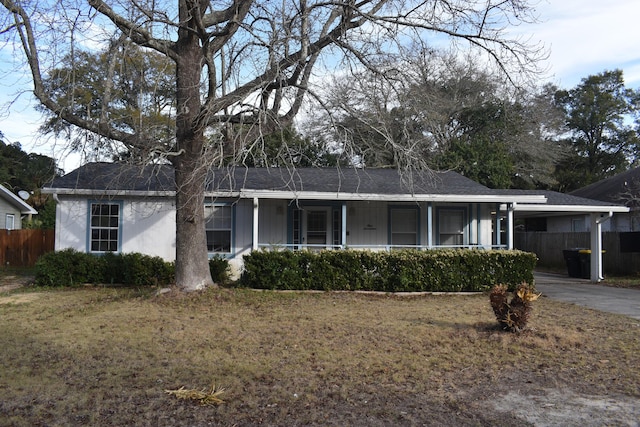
[490,283,540,332]
[165,383,226,406]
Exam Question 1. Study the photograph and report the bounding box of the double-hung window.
[205,204,233,254]
[389,207,419,247]
[438,208,465,246]
[89,202,121,252]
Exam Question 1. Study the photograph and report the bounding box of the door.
[304,208,331,249]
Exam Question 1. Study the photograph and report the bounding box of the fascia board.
[0,184,37,214]
[513,204,630,213]
[44,187,549,205]
[214,190,548,203]
[42,188,177,198]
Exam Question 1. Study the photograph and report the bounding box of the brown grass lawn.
[1,284,639,426]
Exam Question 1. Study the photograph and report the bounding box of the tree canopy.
[553,69,640,191]
[0,132,60,228]
[307,51,566,189]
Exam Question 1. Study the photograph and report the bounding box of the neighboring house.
[42,163,628,281]
[512,169,640,276]
[0,184,37,229]
[569,166,640,232]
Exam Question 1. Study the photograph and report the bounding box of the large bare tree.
[1,0,543,291]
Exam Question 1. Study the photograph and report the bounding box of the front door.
[304,208,331,249]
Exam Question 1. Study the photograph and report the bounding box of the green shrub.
[35,250,175,287]
[209,256,230,285]
[35,249,106,287]
[239,249,537,292]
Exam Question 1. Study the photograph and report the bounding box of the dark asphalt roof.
[45,162,495,195]
[43,163,627,210]
[570,167,640,205]
[492,189,625,207]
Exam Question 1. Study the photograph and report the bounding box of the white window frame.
[88,201,122,253]
[5,214,15,230]
[204,203,234,256]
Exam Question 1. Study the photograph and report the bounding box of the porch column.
[427,202,433,248]
[252,197,259,251]
[506,202,515,250]
[341,202,347,249]
[494,203,501,248]
[590,212,612,282]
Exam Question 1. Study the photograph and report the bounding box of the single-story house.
[513,168,640,276]
[0,184,37,229]
[569,166,640,232]
[42,163,629,282]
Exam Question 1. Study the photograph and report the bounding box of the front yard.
[1,283,639,426]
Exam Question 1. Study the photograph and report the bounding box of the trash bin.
[576,249,606,279]
[562,248,584,278]
[577,249,591,279]
[563,249,606,279]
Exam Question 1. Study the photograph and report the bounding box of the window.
[5,214,15,230]
[390,208,418,247]
[438,208,465,246]
[571,217,586,232]
[90,202,121,252]
[205,204,232,254]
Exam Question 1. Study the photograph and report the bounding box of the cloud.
[517,0,640,88]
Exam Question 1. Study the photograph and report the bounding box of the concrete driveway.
[534,272,640,320]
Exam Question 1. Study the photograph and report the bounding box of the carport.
[496,190,629,283]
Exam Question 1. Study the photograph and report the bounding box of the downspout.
[52,193,60,252]
[590,211,613,282]
[252,197,259,251]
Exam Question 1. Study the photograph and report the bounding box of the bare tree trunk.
[172,0,214,291]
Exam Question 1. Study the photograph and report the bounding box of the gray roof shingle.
[570,167,640,205]
[46,162,494,195]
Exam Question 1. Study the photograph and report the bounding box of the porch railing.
[256,243,508,251]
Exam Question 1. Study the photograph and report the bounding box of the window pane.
[392,233,417,245]
[90,202,120,253]
[391,209,417,233]
[390,209,418,246]
[205,205,232,253]
[440,211,463,233]
[439,209,464,246]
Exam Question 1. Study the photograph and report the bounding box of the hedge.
[239,249,536,292]
[35,249,175,287]
[35,249,231,287]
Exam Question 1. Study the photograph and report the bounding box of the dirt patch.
[0,293,41,305]
[493,388,640,426]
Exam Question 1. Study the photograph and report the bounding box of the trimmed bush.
[209,256,230,285]
[35,249,106,287]
[239,249,537,292]
[35,249,175,287]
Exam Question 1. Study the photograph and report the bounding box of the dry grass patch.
[0,287,639,426]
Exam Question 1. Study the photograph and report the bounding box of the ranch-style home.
[42,162,629,281]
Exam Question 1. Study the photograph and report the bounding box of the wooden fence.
[0,229,55,267]
[515,231,640,276]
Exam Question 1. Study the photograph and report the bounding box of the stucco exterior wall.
[55,196,176,260]
[546,212,633,233]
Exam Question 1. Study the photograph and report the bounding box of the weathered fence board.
[0,229,55,267]
[515,231,640,276]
